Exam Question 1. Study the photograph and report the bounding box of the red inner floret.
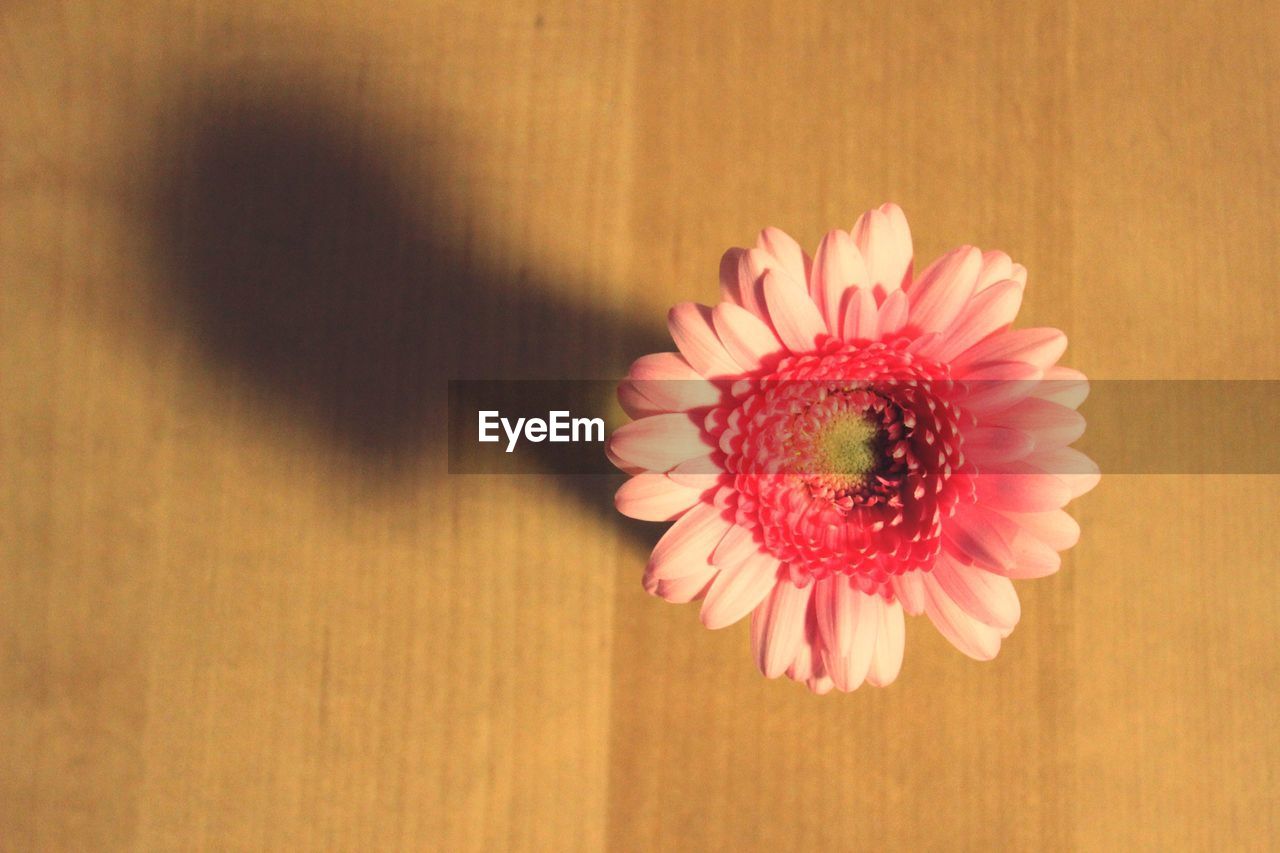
[710,336,977,593]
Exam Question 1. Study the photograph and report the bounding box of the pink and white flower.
[608,204,1097,693]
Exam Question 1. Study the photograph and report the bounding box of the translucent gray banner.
[447,380,1280,475]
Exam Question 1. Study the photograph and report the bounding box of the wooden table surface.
[2,1,1276,849]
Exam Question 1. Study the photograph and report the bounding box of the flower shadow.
[147,86,663,545]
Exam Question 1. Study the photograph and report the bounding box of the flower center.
[716,338,975,589]
[812,412,881,491]
[775,385,903,508]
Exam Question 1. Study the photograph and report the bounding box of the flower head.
[608,204,1097,693]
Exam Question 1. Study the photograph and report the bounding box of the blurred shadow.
[148,89,663,541]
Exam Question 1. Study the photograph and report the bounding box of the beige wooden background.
[2,1,1277,849]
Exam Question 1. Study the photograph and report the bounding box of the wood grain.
[1,0,1276,849]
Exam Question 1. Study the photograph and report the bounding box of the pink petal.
[975,250,1015,293]
[1004,531,1062,579]
[1036,366,1089,409]
[891,571,927,615]
[944,502,1018,572]
[962,361,1043,415]
[757,226,810,288]
[665,456,723,490]
[840,284,878,342]
[931,553,1021,630]
[811,577,844,668]
[811,228,868,330]
[712,302,783,372]
[711,522,760,566]
[876,289,910,338]
[700,550,781,629]
[617,380,663,418]
[762,269,827,353]
[906,245,982,334]
[718,247,748,306]
[751,579,814,678]
[953,327,1068,373]
[787,633,816,681]
[814,576,878,691]
[645,502,732,583]
[999,509,1080,551]
[866,597,905,687]
[667,450,720,475]
[808,674,835,695]
[926,279,1024,362]
[605,442,643,475]
[627,352,722,412]
[922,572,1003,660]
[615,473,706,522]
[963,426,1036,466]
[731,248,772,318]
[852,203,913,297]
[721,234,810,324]
[608,412,711,472]
[959,511,1062,580]
[668,302,742,378]
[654,570,717,603]
[626,351,702,381]
[992,398,1086,449]
[973,462,1073,512]
[1025,447,1101,498]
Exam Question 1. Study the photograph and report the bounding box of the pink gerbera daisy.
[608,204,1098,693]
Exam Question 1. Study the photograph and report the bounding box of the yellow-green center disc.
[815,414,880,487]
